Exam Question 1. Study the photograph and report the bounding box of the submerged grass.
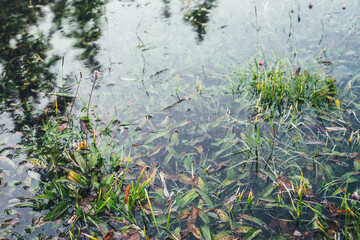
[5,57,360,239]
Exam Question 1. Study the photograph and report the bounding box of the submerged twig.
[162,96,190,110]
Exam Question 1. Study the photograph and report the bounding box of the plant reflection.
[0,0,57,126]
[184,0,217,41]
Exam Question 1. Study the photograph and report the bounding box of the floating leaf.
[0,156,17,170]
[27,170,41,181]
[43,201,69,221]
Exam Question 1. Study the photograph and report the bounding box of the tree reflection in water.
[184,0,217,42]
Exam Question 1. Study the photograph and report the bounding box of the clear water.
[1,0,360,238]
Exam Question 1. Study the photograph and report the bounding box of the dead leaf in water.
[278,176,293,193]
[187,223,202,239]
[194,145,203,154]
[104,229,115,240]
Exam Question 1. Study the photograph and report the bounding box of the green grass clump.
[237,59,337,116]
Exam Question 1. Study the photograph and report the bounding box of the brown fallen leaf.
[189,208,198,225]
[128,233,141,240]
[278,176,294,193]
[187,223,202,239]
[104,229,115,240]
[194,145,203,154]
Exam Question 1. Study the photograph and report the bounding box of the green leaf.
[88,152,100,170]
[170,131,179,146]
[73,152,87,173]
[197,189,213,207]
[214,209,230,222]
[67,171,88,188]
[243,229,262,240]
[354,159,360,171]
[43,201,69,221]
[201,225,214,240]
[239,214,265,227]
[110,152,118,169]
[177,189,199,208]
[30,192,57,200]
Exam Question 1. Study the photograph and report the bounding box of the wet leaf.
[88,152,100,170]
[27,170,41,181]
[73,151,87,173]
[239,214,265,227]
[198,209,210,225]
[234,226,253,233]
[201,225,214,240]
[56,123,68,133]
[166,120,191,130]
[215,209,230,222]
[148,143,166,157]
[243,229,261,240]
[305,141,326,146]
[30,192,57,200]
[128,233,141,240]
[43,201,69,221]
[104,229,115,240]
[171,130,179,146]
[177,189,199,208]
[197,189,213,207]
[195,145,203,154]
[327,219,340,231]
[325,127,347,132]
[0,156,17,170]
[278,176,293,193]
[178,209,191,221]
[80,119,89,133]
[172,227,181,240]
[188,223,202,239]
[67,171,88,187]
[354,158,360,170]
[189,208,198,224]
[214,231,237,240]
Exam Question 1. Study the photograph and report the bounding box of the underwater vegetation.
[2,57,359,239]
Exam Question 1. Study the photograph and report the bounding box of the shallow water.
[1,0,360,238]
